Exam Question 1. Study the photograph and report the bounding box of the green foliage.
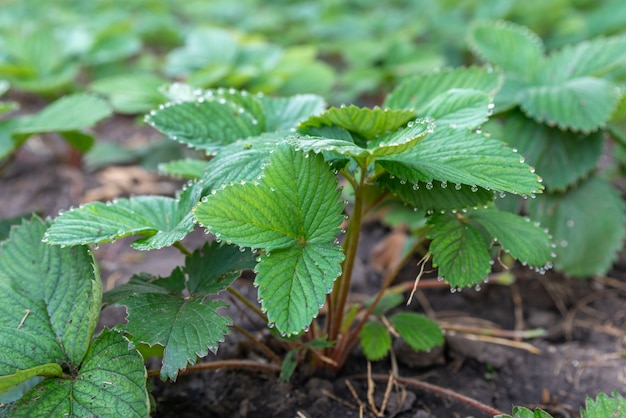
[44,182,201,250]
[194,144,345,336]
[0,93,112,160]
[468,20,626,277]
[0,218,149,416]
[496,392,625,418]
[102,242,255,381]
[469,21,626,131]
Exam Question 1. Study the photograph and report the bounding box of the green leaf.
[581,392,625,418]
[194,144,345,335]
[159,158,208,180]
[45,183,201,250]
[466,207,553,269]
[259,94,326,132]
[519,77,622,132]
[13,93,112,136]
[538,35,626,82]
[417,88,493,129]
[0,364,62,395]
[527,175,625,277]
[0,217,100,367]
[359,321,391,361]
[294,117,434,159]
[103,274,173,307]
[299,106,416,141]
[379,128,543,195]
[279,349,298,382]
[146,89,265,153]
[59,130,95,153]
[381,177,494,211]
[200,137,279,192]
[428,213,492,288]
[500,407,553,418]
[467,20,545,79]
[119,294,230,381]
[384,67,502,110]
[389,312,444,351]
[495,113,604,190]
[90,73,167,114]
[184,242,256,295]
[8,329,149,418]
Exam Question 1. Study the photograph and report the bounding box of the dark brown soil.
[1,116,624,418]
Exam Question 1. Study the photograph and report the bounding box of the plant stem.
[172,241,192,257]
[363,374,506,416]
[328,163,367,345]
[147,359,281,378]
[332,237,425,367]
[231,323,282,364]
[227,286,267,323]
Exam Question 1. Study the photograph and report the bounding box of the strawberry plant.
[468,20,626,277]
[39,66,553,377]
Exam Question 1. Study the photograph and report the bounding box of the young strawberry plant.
[1,67,558,416]
[468,20,626,277]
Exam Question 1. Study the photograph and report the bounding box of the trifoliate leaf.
[119,294,230,381]
[381,177,494,211]
[379,128,542,195]
[527,175,625,277]
[467,20,545,79]
[359,321,391,361]
[493,112,604,191]
[389,312,444,351]
[7,329,149,418]
[45,182,201,250]
[466,207,553,269]
[294,117,434,160]
[194,144,345,335]
[581,392,625,418]
[159,158,208,180]
[146,89,265,152]
[259,94,326,131]
[0,217,100,367]
[299,106,416,141]
[428,213,492,288]
[519,77,621,132]
[384,67,502,110]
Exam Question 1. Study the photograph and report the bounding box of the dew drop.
[519,157,525,163]
[441,181,447,188]
[426,182,433,190]
[455,183,462,190]
[560,240,568,248]
[471,185,478,192]
[566,219,574,227]
[303,326,310,333]
[412,184,419,190]
[268,322,275,329]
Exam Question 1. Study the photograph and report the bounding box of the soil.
[1,113,624,418]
